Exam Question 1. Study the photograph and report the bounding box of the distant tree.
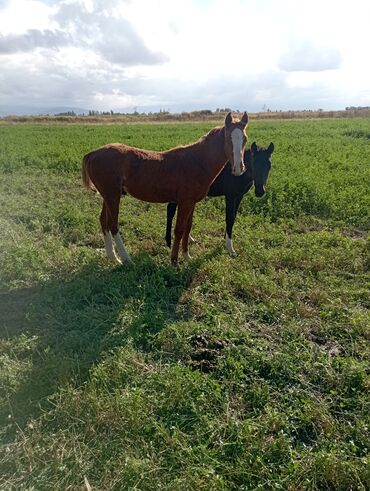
[55,110,76,116]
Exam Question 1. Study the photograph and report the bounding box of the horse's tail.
[82,152,98,192]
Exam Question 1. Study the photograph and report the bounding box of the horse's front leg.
[225,196,237,256]
[182,203,196,260]
[166,203,177,247]
[171,201,194,264]
[234,193,244,217]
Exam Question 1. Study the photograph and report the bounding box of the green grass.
[0,119,369,490]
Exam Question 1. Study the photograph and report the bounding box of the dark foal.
[166,141,274,255]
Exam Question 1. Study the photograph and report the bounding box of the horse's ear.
[225,112,233,127]
[240,111,249,127]
[251,142,257,152]
[267,142,274,154]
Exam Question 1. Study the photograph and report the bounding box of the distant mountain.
[0,106,89,116]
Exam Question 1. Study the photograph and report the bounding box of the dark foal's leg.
[225,196,237,256]
[166,203,177,247]
[171,200,194,264]
[234,193,244,217]
[105,193,132,264]
[100,201,119,261]
[181,203,195,260]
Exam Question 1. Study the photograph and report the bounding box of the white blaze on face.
[231,128,244,176]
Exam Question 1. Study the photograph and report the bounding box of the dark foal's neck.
[243,149,254,181]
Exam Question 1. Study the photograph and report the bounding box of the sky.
[0,0,369,114]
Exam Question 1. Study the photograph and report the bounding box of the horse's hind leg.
[100,201,120,262]
[105,194,133,264]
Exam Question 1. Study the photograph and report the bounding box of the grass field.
[0,118,369,490]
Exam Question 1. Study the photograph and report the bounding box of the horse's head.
[224,112,249,176]
[250,142,274,197]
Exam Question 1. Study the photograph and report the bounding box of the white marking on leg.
[231,128,244,176]
[113,232,133,263]
[182,250,192,260]
[225,233,236,256]
[104,232,120,262]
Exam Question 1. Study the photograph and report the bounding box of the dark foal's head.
[250,142,274,197]
[224,112,249,176]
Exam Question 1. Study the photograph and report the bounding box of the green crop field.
[0,118,369,490]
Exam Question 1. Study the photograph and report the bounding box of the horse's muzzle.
[232,161,245,177]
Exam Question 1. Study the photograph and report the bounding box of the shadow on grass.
[0,249,221,441]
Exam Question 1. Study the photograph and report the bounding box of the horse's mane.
[163,126,223,155]
[253,144,268,152]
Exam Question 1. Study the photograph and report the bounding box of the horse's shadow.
[0,249,221,441]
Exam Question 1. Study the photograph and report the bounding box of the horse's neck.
[244,150,254,180]
[199,128,227,178]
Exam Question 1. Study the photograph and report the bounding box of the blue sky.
[0,0,369,114]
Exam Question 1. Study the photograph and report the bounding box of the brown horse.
[82,112,249,264]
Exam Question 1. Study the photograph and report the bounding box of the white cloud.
[53,0,168,66]
[0,0,53,33]
[0,29,71,54]
[279,41,342,72]
[0,0,369,113]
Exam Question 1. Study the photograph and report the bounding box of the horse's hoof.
[118,260,134,268]
[112,255,133,266]
[225,235,236,257]
[105,254,122,264]
[225,245,237,257]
